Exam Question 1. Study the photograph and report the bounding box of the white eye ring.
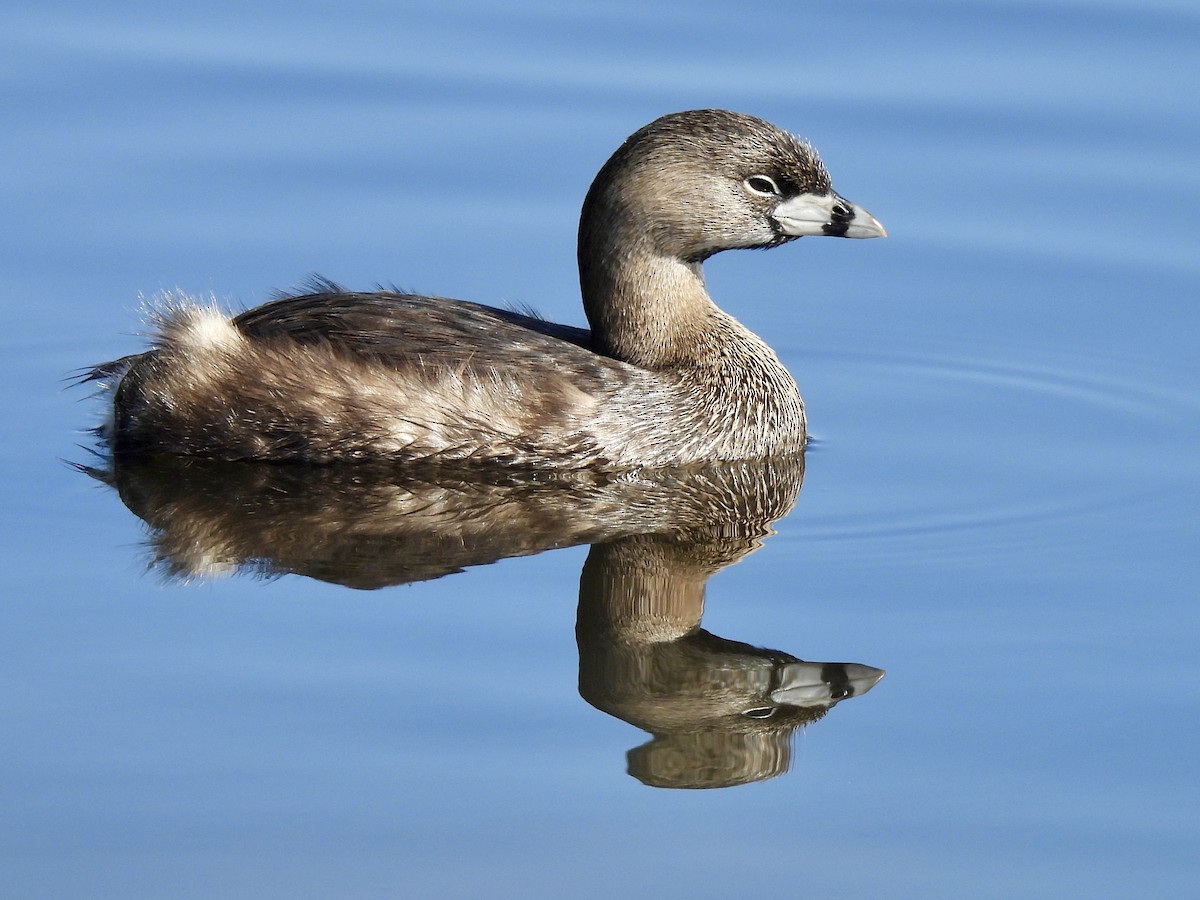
[744,175,781,196]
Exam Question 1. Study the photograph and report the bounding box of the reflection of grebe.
[93,110,883,468]
[577,534,884,790]
[85,453,884,788]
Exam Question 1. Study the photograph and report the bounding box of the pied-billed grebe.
[94,109,884,468]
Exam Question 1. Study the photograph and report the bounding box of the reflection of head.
[579,621,881,788]
[628,724,819,790]
[578,531,885,790]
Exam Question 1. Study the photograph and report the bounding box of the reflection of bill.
[82,451,883,788]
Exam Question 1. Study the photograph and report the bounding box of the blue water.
[3,1,1198,897]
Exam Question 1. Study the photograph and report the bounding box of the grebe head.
[579,108,885,268]
[577,109,884,365]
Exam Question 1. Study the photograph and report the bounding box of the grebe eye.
[745,175,780,196]
[743,706,777,719]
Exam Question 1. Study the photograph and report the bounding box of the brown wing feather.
[233,290,600,371]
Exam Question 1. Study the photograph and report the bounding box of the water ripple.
[789,346,1197,550]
